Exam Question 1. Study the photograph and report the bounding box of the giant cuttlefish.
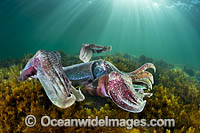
[19,44,156,113]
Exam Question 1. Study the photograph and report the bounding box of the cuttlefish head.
[106,72,148,113]
[19,50,79,108]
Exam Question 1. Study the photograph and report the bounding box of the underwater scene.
[0,0,200,132]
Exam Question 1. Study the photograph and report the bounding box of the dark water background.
[0,0,200,68]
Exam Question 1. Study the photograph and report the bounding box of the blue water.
[197,76,200,83]
[0,0,200,68]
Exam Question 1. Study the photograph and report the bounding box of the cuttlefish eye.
[93,62,107,79]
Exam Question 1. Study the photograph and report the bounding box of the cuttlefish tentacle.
[130,63,156,75]
[131,71,154,84]
[134,78,153,91]
[79,43,112,63]
[128,63,156,91]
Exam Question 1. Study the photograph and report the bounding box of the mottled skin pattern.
[19,50,84,108]
[107,72,143,112]
[19,44,156,113]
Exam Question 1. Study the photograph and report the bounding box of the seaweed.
[183,65,195,76]
[0,52,200,132]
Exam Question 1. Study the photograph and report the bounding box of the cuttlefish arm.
[79,44,112,63]
[19,50,85,108]
[129,63,156,91]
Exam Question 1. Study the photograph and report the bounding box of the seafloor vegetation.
[0,51,200,132]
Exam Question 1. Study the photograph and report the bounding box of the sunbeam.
[0,0,200,67]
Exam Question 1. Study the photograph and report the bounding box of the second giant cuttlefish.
[19,44,156,113]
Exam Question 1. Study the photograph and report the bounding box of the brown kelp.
[0,51,200,132]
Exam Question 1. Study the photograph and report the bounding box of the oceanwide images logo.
[25,115,175,129]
